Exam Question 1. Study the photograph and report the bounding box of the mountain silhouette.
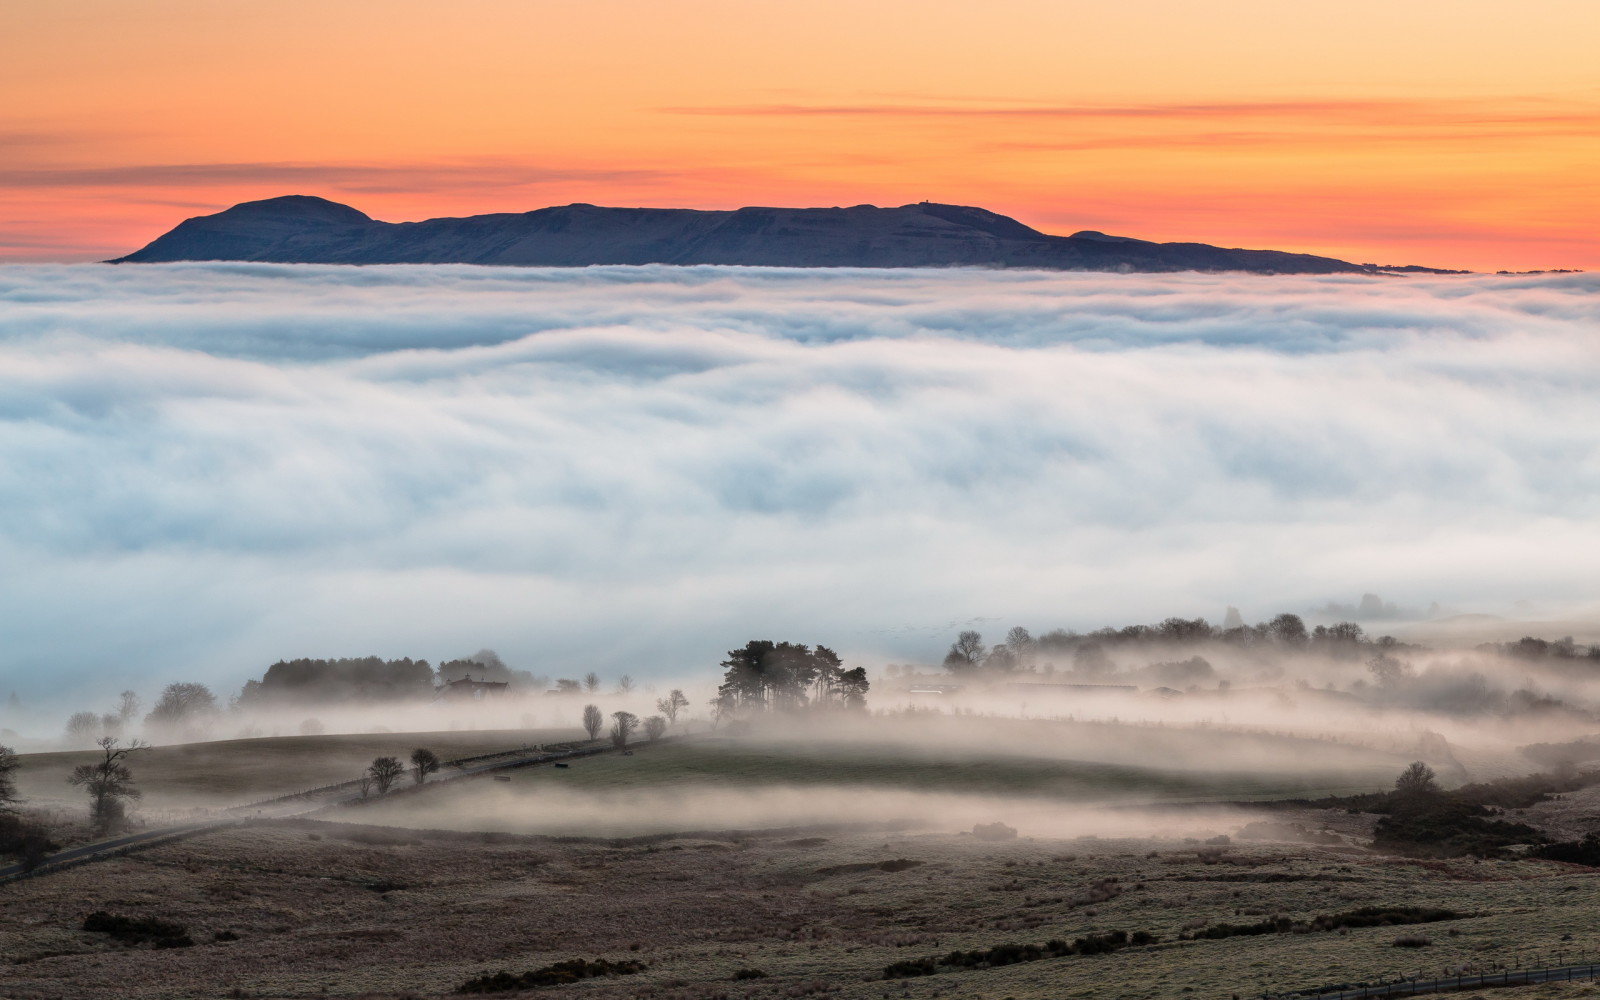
[113,195,1380,274]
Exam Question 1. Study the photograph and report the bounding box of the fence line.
[1274,962,1600,1000]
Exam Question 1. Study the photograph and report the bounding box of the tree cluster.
[713,640,868,718]
[238,657,436,706]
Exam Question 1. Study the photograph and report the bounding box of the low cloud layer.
[1,264,1597,714]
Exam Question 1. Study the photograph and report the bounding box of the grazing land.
[4,816,1600,1000]
[12,729,581,812]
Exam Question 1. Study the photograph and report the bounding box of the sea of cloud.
[0,264,1596,719]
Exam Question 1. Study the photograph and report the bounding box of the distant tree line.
[1478,635,1600,663]
[236,649,549,707]
[939,614,1412,677]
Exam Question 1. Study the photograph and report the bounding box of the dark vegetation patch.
[1179,906,1462,942]
[883,930,1157,979]
[972,822,1017,841]
[783,837,829,848]
[457,958,646,994]
[816,859,923,876]
[732,968,768,980]
[82,911,194,949]
[0,813,58,871]
[1533,833,1600,867]
[1282,769,1600,858]
[326,827,423,847]
[1166,872,1347,883]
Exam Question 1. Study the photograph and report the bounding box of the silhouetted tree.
[65,711,102,745]
[811,646,844,705]
[0,743,18,810]
[357,773,373,799]
[410,747,440,785]
[838,667,870,710]
[656,689,689,726]
[144,682,218,740]
[68,737,148,831]
[943,631,986,672]
[116,690,140,726]
[1394,761,1438,798]
[1005,626,1036,666]
[1367,652,1410,687]
[367,756,404,795]
[555,678,581,694]
[583,672,601,694]
[609,711,639,749]
[644,716,667,741]
[581,704,603,740]
[1267,613,1309,648]
[616,675,636,694]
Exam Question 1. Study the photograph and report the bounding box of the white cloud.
[1,264,1597,718]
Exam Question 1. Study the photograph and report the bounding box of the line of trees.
[940,615,1406,676]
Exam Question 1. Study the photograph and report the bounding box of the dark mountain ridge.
[112,195,1402,274]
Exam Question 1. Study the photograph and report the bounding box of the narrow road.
[0,739,618,883]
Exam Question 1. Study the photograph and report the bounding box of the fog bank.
[2,264,1597,714]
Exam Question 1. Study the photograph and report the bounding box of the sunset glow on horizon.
[2,0,1596,271]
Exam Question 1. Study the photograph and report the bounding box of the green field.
[504,736,1393,802]
[13,727,582,809]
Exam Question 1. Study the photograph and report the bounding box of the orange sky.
[2,0,1596,270]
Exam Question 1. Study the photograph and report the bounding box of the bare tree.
[0,743,18,809]
[609,711,639,750]
[1394,761,1438,798]
[615,675,636,694]
[410,747,440,785]
[116,690,140,726]
[943,630,986,672]
[644,716,667,741]
[357,773,373,799]
[367,756,404,795]
[583,672,601,694]
[581,704,603,741]
[1005,626,1036,667]
[656,689,689,726]
[68,737,148,831]
[143,682,219,741]
[65,711,102,745]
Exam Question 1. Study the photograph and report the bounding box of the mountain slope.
[112,195,1372,274]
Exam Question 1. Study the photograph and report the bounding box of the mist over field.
[1,263,1597,716]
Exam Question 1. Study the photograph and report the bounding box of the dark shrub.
[457,958,646,994]
[1534,832,1600,866]
[83,911,193,948]
[883,958,938,978]
[732,968,768,980]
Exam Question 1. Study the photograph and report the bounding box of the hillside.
[112,195,1375,274]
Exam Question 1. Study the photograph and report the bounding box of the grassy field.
[503,736,1392,801]
[12,727,584,811]
[4,817,1599,1000]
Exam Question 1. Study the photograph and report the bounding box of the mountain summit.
[113,196,1373,274]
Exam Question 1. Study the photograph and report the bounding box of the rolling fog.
[1,264,1598,711]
